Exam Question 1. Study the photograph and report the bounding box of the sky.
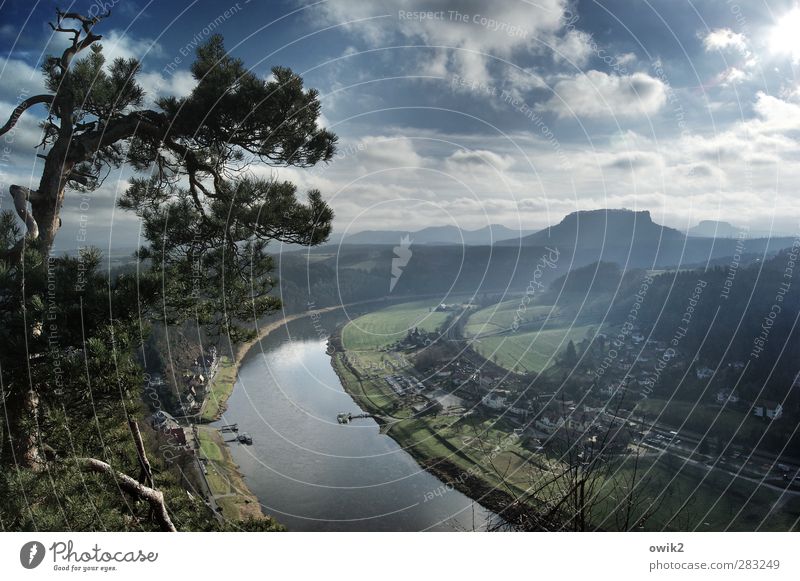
[0,0,799,252]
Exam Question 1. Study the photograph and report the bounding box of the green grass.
[592,455,800,531]
[633,398,764,445]
[333,301,798,531]
[341,299,449,350]
[471,324,592,374]
[464,300,559,338]
[198,434,224,462]
[196,426,262,521]
[200,356,235,422]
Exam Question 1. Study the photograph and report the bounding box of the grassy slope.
[473,325,592,374]
[200,356,236,422]
[464,300,559,338]
[196,426,263,521]
[335,300,797,530]
[341,298,449,351]
[463,299,585,374]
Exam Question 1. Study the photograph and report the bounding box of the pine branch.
[0,95,54,138]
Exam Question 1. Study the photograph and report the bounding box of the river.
[217,313,495,531]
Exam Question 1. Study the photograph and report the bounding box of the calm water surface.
[218,315,494,531]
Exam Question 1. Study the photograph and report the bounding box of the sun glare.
[770,6,800,62]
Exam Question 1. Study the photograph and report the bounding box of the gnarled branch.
[50,9,109,71]
[76,457,177,532]
[0,94,54,138]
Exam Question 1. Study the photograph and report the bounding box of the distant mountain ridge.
[499,209,684,248]
[685,219,791,239]
[494,208,795,267]
[340,224,535,246]
[687,220,744,238]
[313,209,797,274]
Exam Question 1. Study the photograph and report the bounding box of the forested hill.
[598,247,800,405]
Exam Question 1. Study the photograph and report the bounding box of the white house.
[535,413,565,434]
[481,392,507,411]
[753,401,783,420]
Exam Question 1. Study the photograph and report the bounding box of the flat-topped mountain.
[497,209,684,248]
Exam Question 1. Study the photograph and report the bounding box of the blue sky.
[1,0,799,251]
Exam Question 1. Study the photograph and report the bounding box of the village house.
[481,391,508,411]
[753,401,783,420]
[535,412,565,434]
[696,366,714,380]
[715,389,740,405]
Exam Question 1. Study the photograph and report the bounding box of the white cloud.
[308,0,589,82]
[751,90,800,132]
[703,28,749,53]
[537,71,667,119]
[617,52,637,66]
[96,29,164,64]
[553,29,594,66]
[715,66,748,86]
[138,70,196,104]
[0,57,48,102]
[446,149,514,171]
[603,151,662,170]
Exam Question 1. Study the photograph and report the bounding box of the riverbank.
[199,302,373,523]
[194,425,270,522]
[206,295,479,526]
[328,331,520,529]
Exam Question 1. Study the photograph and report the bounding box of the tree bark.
[77,457,177,532]
[31,140,73,253]
[129,419,154,487]
[1,387,42,470]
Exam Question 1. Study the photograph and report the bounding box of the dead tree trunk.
[129,419,154,487]
[77,457,177,532]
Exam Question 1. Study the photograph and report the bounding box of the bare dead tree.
[76,457,176,532]
[467,393,662,531]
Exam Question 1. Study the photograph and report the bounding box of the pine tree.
[0,9,335,530]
